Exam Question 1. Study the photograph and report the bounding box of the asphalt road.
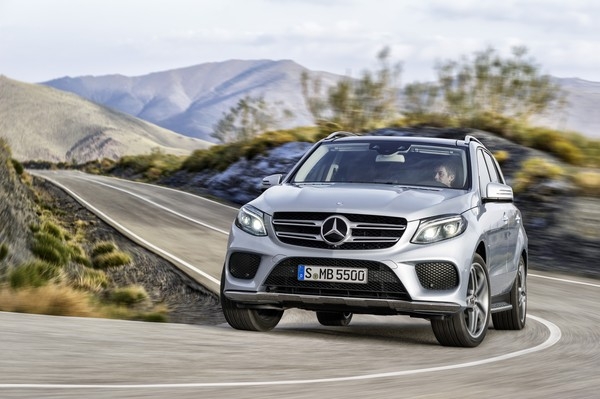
[1,170,598,399]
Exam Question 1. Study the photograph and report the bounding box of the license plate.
[297,265,368,284]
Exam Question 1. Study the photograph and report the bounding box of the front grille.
[272,212,407,250]
[415,262,459,290]
[264,257,410,300]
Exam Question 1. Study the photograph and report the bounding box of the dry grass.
[0,284,99,317]
[572,170,600,197]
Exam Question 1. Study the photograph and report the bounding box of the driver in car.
[434,163,457,187]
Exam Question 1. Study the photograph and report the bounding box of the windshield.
[291,140,469,189]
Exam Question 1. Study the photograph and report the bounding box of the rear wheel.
[316,311,353,326]
[220,269,283,332]
[493,256,527,330]
[431,254,490,347]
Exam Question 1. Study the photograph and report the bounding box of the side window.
[477,150,492,194]
[482,152,503,184]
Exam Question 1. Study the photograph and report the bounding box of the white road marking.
[0,315,560,389]
[33,174,221,288]
[75,176,230,235]
[80,171,239,210]
[530,273,600,288]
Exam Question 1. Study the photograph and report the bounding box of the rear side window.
[477,149,504,194]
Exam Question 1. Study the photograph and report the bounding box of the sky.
[1,0,600,84]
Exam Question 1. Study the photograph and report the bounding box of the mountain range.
[0,76,211,162]
[41,60,600,142]
[43,59,343,143]
[1,60,598,163]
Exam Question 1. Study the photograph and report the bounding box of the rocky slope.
[0,139,223,324]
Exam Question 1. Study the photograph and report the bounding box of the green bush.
[9,260,61,288]
[0,243,8,262]
[70,267,108,292]
[31,232,71,265]
[41,221,65,240]
[493,150,510,165]
[11,159,24,175]
[513,157,564,193]
[92,251,132,269]
[572,171,600,197]
[107,285,148,306]
[91,241,117,258]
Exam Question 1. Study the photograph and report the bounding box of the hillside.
[0,76,212,162]
[0,140,37,270]
[42,59,343,142]
[532,78,600,138]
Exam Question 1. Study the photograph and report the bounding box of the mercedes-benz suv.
[220,132,528,347]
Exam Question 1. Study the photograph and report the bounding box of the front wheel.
[493,256,527,330]
[431,254,491,347]
[220,269,283,332]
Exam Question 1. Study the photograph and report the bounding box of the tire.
[220,268,283,332]
[431,254,491,347]
[316,311,353,326]
[493,256,527,330]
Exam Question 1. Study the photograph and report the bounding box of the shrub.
[135,311,168,322]
[513,157,564,193]
[8,260,62,288]
[91,241,117,258]
[70,267,108,292]
[31,232,71,265]
[0,285,97,317]
[0,243,8,262]
[572,171,600,197]
[92,251,132,269]
[41,221,65,240]
[493,150,510,165]
[107,285,149,307]
[11,159,24,175]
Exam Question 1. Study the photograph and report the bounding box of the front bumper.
[224,290,462,317]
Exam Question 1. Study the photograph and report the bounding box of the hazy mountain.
[531,78,600,138]
[0,76,212,162]
[43,61,600,141]
[43,59,343,142]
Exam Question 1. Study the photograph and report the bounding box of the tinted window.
[477,150,492,193]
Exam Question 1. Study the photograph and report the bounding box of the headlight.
[412,215,466,244]
[235,205,267,236]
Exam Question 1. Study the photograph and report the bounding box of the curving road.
[1,170,598,399]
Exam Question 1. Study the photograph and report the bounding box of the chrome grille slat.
[272,212,407,250]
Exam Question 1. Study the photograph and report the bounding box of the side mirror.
[261,174,284,192]
[484,182,514,202]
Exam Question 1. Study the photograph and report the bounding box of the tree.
[403,46,565,124]
[301,47,402,133]
[211,95,292,143]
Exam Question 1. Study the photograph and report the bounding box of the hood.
[251,183,476,222]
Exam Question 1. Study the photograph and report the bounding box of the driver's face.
[435,166,454,187]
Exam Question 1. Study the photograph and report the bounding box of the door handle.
[503,213,509,224]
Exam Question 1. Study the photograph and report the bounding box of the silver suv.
[220,132,528,347]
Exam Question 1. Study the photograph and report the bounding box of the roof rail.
[465,135,483,145]
[324,131,357,140]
